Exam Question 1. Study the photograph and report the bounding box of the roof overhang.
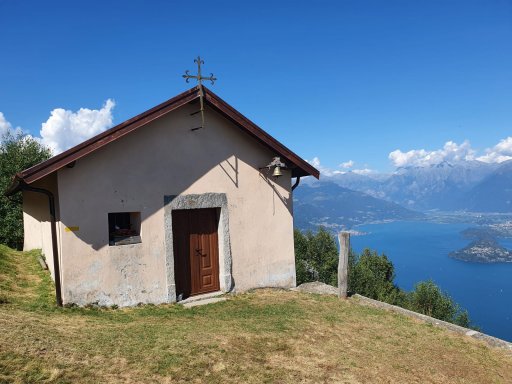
[5,86,319,196]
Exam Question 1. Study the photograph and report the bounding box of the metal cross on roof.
[182,56,217,86]
[182,56,217,131]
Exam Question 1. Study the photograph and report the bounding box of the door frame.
[164,193,233,302]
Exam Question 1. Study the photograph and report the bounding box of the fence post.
[338,232,350,299]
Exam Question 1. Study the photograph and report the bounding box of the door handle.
[195,248,202,256]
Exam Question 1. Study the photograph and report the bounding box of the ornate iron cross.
[182,56,217,86]
[182,56,217,131]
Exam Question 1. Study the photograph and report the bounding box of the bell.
[272,166,283,178]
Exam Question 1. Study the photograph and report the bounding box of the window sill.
[109,235,142,246]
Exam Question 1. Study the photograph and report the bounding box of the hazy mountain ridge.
[293,182,423,231]
[465,161,512,212]
[304,160,511,212]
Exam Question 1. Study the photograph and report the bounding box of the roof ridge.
[6,85,319,195]
[17,87,201,182]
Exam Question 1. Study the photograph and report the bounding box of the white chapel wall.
[54,103,295,306]
[22,173,60,280]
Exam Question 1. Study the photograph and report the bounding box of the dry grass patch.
[1,247,511,383]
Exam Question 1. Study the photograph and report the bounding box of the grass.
[0,246,511,383]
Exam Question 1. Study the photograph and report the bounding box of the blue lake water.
[350,221,512,342]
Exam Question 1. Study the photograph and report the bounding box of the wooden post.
[338,232,350,299]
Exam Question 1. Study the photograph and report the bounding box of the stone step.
[178,291,225,305]
[182,297,226,308]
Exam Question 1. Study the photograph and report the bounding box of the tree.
[294,227,475,329]
[348,248,405,305]
[407,280,471,328]
[294,227,338,286]
[294,229,310,285]
[0,133,52,249]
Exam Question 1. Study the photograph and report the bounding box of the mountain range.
[294,160,512,230]
[293,182,423,231]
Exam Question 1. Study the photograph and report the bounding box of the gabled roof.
[6,86,319,195]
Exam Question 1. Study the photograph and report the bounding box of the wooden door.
[172,208,220,299]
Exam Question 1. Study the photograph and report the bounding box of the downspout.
[291,176,301,191]
[17,183,63,307]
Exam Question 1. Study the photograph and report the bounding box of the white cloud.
[352,168,375,175]
[0,113,12,136]
[477,136,512,164]
[308,157,337,176]
[0,112,24,139]
[388,140,476,168]
[340,160,354,169]
[40,99,115,154]
[309,157,377,177]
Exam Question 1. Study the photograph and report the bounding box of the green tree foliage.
[348,248,405,305]
[407,280,471,328]
[294,227,338,286]
[294,227,475,328]
[0,133,52,249]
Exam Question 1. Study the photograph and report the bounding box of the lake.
[350,220,512,342]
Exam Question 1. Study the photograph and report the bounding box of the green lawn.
[1,245,511,383]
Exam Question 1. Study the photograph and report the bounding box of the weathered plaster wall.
[53,102,295,306]
[22,174,61,281]
[23,192,45,250]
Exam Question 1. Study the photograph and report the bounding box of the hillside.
[294,182,423,231]
[313,160,512,212]
[466,160,512,212]
[1,246,511,383]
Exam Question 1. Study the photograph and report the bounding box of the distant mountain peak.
[434,161,454,168]
[303,159,510,213]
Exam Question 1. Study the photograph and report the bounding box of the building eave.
[5,85,320,194]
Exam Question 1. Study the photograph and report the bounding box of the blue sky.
[1,0,511,173]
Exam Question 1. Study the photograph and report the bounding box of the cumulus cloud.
[340,160,354,169]
[0,113,12,136]
[308,157,337,176]
[0,112,23,138]
[309,157,352,176]
[389,136,512,168]
[309,157,376,177]
[477,137,512,164]
[40,99,115,154]
[352,168,376,175]
[388,140,476,168]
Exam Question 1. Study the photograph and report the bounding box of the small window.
[108,212,141,246]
